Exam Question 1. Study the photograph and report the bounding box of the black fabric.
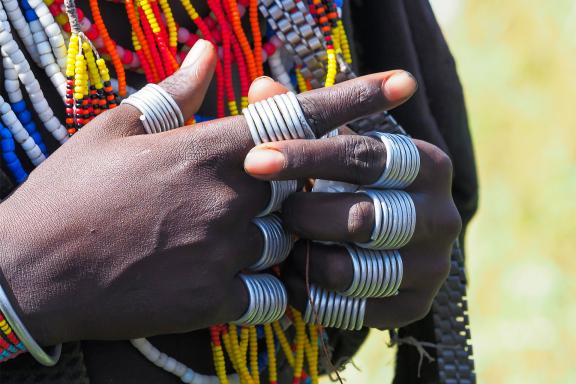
[0,169,13,200]
[348,1,478,383]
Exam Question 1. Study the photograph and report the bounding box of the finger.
[159,39,217,121]
[283,270,431,330]
[164,71,417,167]
[244,137,451,194]
[109,40,217,137]
[298,70,417,137]
[281,191,458,245]
[248,76,290,103]
[286,241,443,293]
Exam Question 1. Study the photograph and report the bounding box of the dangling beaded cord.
[206,0,237,115]
[64,0,117,136]
[89,0,127,96]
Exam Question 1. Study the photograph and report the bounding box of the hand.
[244,74,461,329]
[0,40,419,345]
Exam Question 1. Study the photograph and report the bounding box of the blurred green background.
[323,1,576,382]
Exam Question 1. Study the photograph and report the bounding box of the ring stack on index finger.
[121,83,184,134]
[244,91,315,216]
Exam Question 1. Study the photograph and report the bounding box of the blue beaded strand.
[0,123,28,184]
[20,0,38,23]
[11,100,48,156]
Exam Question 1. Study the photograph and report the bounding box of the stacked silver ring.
[245,92,315,216]
[243,92,315,144]
[233,274,288,325]
[258,180,298,217]
[303,285,366,331]
[341,245,403,298]
[356,189,416,250]
[249,215,294,271]
[121,83,184,134]
[364,132,420,189]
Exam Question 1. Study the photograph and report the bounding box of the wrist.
[0,197,70,347]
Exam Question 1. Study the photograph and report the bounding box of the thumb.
[158,39,217,121]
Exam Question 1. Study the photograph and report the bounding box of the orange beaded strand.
[89,0,126,96]
[249,0,263,77]
[125,0,160,82]
[226,0,257,81]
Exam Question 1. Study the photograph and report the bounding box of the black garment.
[0,1,477,383]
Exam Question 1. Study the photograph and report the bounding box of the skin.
[0,3,460,381]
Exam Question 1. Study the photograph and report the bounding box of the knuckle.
[430,200,462,241]
[339,136,384,183]
[403,298,432,324]
[429,252,452,287]
[428,144,453,181]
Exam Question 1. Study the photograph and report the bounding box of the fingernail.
[244,148,285,175]
[383,71,418,101]
[182,39,211,68]
[253,76,274,85]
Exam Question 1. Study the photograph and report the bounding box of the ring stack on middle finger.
[233,274,288,326]
[249,214,294,271]
[355,189,416,250]
[341,245,403,298]
[303,285,366,331]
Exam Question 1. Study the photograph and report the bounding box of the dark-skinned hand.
[0,38,456,347]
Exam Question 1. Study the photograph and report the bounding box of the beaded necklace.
[0,0,354,382]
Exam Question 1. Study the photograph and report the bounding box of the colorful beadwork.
[0,0,356,381]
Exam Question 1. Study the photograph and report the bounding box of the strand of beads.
[4,0,39,65]
[0,123,28,184]
[125,0,160,82]
[0,312,25,362]
[207,0,238,115]
[226,0,256,81]
[0,2,67,144]
[3,54,48,156]
[309,0,337,86]
[89,0,126,96]
[27,0,67,71]
[63,0,117,135]
[18,0,67,98]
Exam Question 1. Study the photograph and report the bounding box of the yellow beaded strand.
[222,329,243,375]
[263,324,278,384]
[211,342,229,384]
[249,326,260,384]
[82,41,102,90]
[324,48,337,87]
[295,67,309,93]
[337,19,352,64]
[157,0,177,51]
[228,324,254,384]
[272,321,294,367]
[292,309,307,381]
[65,34,79,78]
[306,324,319,384]
[228,100,239,116]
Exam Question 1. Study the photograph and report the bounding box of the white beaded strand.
[0,3,67,144]
[0,96,45,166]
[27,0,67,72]
[130,338,240,384]
[2,0,40,65]
[27,10,67,98]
